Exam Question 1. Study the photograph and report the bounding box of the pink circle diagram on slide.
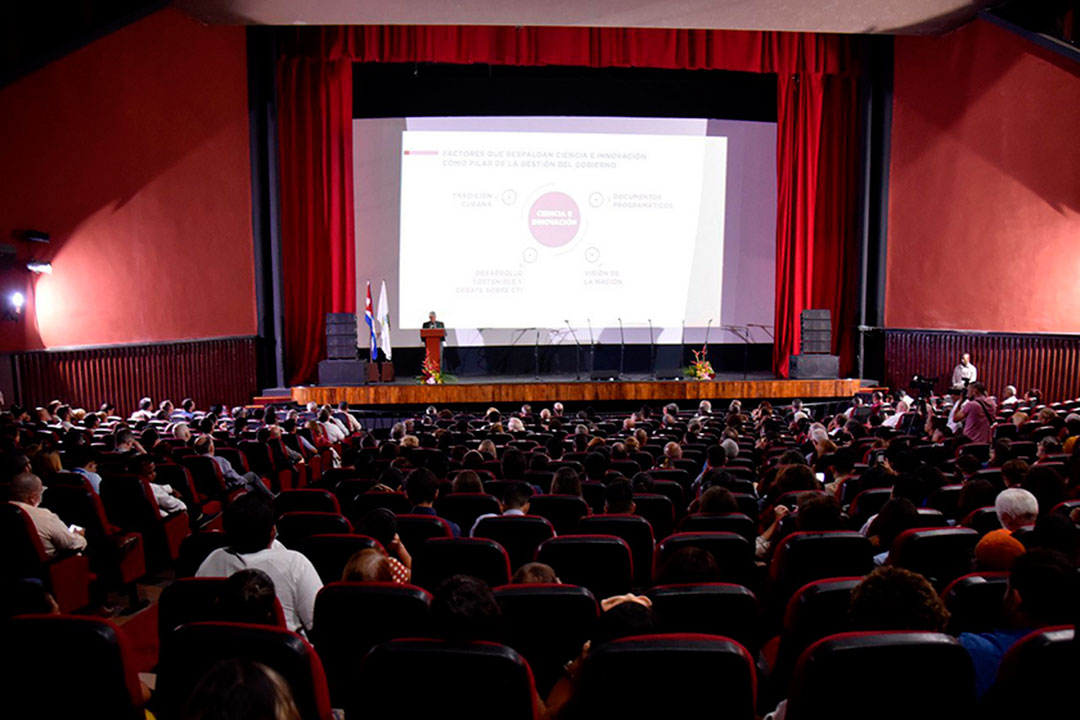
[528,191,582,247]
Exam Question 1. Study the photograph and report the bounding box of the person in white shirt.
[881,400,910,429]
[196,493,322,634]
[131,455,187,518]
[950,353,977,389]
[130,397,154,423]
[318,408,346,443]
[1000,385,1019,406]
[335,402,364,434]
[9,473,88,557]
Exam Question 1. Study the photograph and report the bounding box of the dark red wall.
[0,9,255,351]
[886,20,1080,333]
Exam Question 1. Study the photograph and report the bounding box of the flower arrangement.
[683,347,715,381]
[417,356,455,385]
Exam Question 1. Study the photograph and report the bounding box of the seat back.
[770,531,874,598]
[275,511,352,547]
[771,577,861,696]
[786,631,975,720]
[848,487,893,526]
[312,582,432,706]
[536,535,633,598]
[178,456,227,498]
[576,634,756,718]
[99,474,159,530]
[927,484,964,519]
[494,583,598,696]
[40,479,114,537]
[992,626,1075,716]
[961,506,1003,535]
[941,571,1009,634]
[527,495,590,536]
[157,621,333,720]
[472,515,555,572]
[677,513,756,542]
[293,533,380,584]
[646,583,759,652]
[343,491,412,524]
[655,531,755,586]
[158,577,227,643]
[631,493,677,538]
[890,528,978,588]
[396,513,454,550]
[175,530,229,578]
[2,616,143,720]
[274,489,341,517]
[913,507,951,528]
[412,537,511,590]
[433,493,500,531]
[0,502,91,612]
[351,639,537,720]
[577,515,655,586]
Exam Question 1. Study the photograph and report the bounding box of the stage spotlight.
[4,291,25,320]
[26,260,52,274]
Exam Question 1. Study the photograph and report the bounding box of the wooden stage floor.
[289,373,864,407]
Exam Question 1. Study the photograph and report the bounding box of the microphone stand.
[618,318,626,380]
[648,318,656,380]
[534,329,541,381]
[564,320,582,381]
[586,318,596,380]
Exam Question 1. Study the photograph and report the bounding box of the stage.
[286,372,864,407]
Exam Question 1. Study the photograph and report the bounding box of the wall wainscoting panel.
[14,336,258,414]
[883,329,1080,403]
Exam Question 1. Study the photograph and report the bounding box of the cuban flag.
[364,281,379,360]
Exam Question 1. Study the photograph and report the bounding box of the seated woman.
[353,508,412,583]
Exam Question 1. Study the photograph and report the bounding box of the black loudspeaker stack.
[789,309,841,379]
[318,312,368,385]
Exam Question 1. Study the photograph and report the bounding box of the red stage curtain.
[277,26,859,382]
[277,58,356,385]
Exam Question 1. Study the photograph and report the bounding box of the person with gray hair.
[8,472,87,557]
[698,400,712,416]
[974,488,1039,571]
[720,438,739,460]
[994,488,1039,530]
[1000,385,1019,406]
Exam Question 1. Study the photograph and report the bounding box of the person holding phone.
[8,473,87,557]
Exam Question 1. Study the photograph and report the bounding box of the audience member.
[958,549,1079,698]
[511,562,560,585]
[195,493,321,634]
[8,472,87,557]
[181,659,301,720]
[404,468,461,537]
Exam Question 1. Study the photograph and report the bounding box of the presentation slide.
[399,130,726,329]
[353,116,776,347]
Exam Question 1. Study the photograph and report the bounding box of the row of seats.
[6,612,1072,719]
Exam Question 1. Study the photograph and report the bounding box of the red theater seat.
[312,582,432,706]
[575,633,756,718]
[0,503,92,612]
[156,621,333,720]
[412,537,511,590]
[646,583,760,652]
[351,639,537,720]
[494,583,598,696]
[786,631,975,720]
[537,535,633,598]
[473,514,555,571]
[2,615,144,720]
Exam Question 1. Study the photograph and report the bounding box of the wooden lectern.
[420,328,446,373]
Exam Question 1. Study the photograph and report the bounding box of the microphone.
[586,318,595,346]
[618,318,626,378]
[565,320,582,380]
[704,317,713,348]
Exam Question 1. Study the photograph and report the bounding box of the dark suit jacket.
[422,321,445,328]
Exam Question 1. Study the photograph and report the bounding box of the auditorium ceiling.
[174,0,999,36]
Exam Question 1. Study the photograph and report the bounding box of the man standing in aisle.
[951,353,977,389]
[953,382,997,444]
